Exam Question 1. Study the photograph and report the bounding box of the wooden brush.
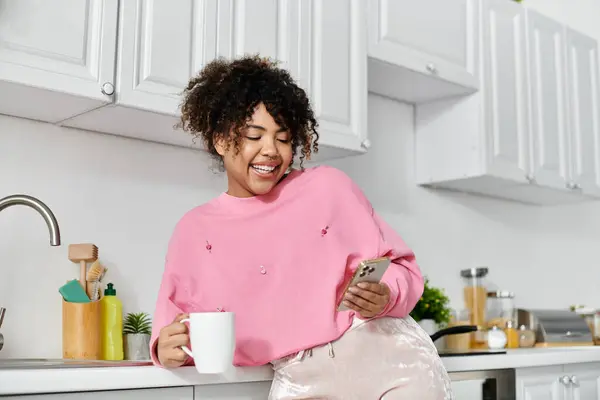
[86,260,107,300]
[68,243,98,294]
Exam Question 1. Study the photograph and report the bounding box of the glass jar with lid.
[460,267,489,327]
[486,290,515,328]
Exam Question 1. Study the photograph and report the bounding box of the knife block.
[62,299,101,360]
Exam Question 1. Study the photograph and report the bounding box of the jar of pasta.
[461,267,489,348]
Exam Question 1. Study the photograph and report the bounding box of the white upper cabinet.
[565,28,600,198]
[0,0,118,123]
[1,0,598,187]
[115,0,283,117]
[115,0,216,117]
[59,0,368,160]
[367,0,480,104]
[526,11,570,192]
[481,0,530,183]
[304,0,368,157]
[415,0,600,205]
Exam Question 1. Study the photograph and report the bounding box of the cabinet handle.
[361,139,372,150]
[560,375,571,385]
[570,375,578,386]
[101,82,115,96]
[426,63,438,75]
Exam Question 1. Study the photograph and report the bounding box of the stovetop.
[438,349,507,357]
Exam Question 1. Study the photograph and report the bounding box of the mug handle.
[179,318,194,358]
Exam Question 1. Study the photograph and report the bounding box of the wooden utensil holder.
[62,299,101,360]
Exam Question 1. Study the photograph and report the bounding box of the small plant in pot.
[123,312,152,361]
[410,277,451,336]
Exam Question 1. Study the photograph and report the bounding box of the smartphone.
[337,257,391,312]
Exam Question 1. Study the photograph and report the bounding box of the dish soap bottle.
[101,282,123,360]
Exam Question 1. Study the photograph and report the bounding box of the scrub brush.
[86,260,107,301]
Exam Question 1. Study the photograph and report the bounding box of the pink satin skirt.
[269,316,453,400]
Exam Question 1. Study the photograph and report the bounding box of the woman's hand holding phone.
[342,282,390,318]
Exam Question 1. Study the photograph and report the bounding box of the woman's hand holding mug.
[157,313,190,368]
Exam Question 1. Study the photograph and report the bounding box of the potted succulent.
[410,278,451,336]
[123,312,152,361]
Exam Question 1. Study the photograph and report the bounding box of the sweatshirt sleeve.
[329,166,424,319]
[372,211,424,318]
[149,256,187,367]
[149,221,194,368]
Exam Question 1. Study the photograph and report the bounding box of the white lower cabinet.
[517,363,600,400]
[194,381,272,399]
[0,382,272,400]
[0,386,193,400]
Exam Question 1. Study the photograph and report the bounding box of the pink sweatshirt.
[150,165,424,367]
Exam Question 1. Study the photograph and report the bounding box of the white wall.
[1,0,600,359]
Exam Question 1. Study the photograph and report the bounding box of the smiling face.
[215,103,294,198]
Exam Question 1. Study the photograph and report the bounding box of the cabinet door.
[0,0,118,122]
[1,386,194,400]
[224,0,368,154]
[516,366,566,400]
[368,0,477,89]
[117,0,281,114]
[481,0,531,182]
[305,0,367,154]
[526,10,570,191]
[563,362,600,400]
[117,0,223,115]
[194,381,272,399]
[117,0,301,115]
[565,28,600,198]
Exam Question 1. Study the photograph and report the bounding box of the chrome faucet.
[0,194,61,246]
[0,194,61,352]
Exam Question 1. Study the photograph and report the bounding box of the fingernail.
[357,283,368,288]
[343,300,350,306]
[348,287,359,294]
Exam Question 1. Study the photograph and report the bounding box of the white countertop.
[442,346,600,372]
[2,347,600,395]
[0,363,275,395]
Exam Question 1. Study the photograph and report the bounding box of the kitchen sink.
[0,358,153,369]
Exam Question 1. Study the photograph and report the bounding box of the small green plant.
[123,312,152,335]
[410,278,451,326]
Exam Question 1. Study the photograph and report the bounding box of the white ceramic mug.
[180,312,235,374]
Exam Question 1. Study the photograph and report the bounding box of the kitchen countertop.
[0,362,275,395]
[2,347,600,395]
[442,346,600,372]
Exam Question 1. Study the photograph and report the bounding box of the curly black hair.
[176,55,319,170]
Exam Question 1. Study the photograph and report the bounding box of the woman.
[150,55,453,399]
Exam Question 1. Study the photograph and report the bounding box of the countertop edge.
[442,347,600,372]
[0,365,275,395]
[3,348,600,395]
